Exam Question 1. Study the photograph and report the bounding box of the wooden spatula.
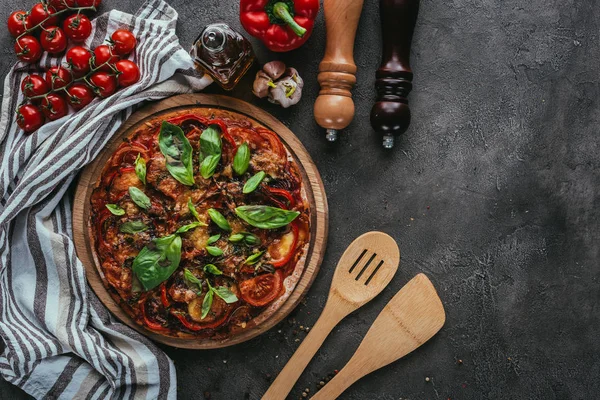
[310,273,445,399]
[262,232,400,400]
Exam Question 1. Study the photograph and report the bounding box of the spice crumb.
[425,377,430,382]
[223,360,227,364]
[301,393,307,398]
[295,338,300,342]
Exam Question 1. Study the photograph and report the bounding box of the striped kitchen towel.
[0,0,211,398]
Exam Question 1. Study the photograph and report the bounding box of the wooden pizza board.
[72,94,328,349]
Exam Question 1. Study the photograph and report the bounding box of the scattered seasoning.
[334,369,338,374]
[319,381,325,386]
[301,393,307,398]
[457,359,463,365]
[425,377,430,382]
[203,391,211,399]
[223,360,227,364]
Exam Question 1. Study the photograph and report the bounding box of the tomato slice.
[239,270,283,307]
[269,221,299,268]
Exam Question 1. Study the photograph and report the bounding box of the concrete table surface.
[1,0,599,399]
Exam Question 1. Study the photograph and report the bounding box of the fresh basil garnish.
[204,264,223,275]
[235,205,300,229]
[159,121,195,186]
[106,204,125,216]
[199,125,222,179]
[208,208,231,231]
[244,233,261,245]
[201,289,214,319]
[135,153,146,185]
[206,246,223,257]
[132,234,182,291]
[207,234,221,245]
[120,220,148,234]
[228,233,244,242]
[176,221,204,234]
[233,142,250,175]
[243,171,266,194]
[188,198,202,222]
[129,187,151,209]
[245,250,265,265]
[212,286,238,303]
[184,268,203,291]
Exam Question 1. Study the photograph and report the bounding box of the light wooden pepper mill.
[313,0,365,142]
[370,0,420,148]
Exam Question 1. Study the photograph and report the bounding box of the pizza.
[89,107,310,339]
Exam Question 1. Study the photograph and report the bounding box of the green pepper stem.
[273,2,306,37]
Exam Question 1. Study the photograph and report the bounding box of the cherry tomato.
[238,270,283,307]
[63,14,92,43]
[21,74,49,99]
[7,11,28,37]
[93,44,119,72]
[41,93,68,121]
[15,36,43,63]
[40,26,67,54]
[45,66,72,89]
[89,72,117,98]
[76,0,102,7]
[114,60,140,87]
[66,46,92,75]
[16,104,44,133]
[110,29,136,56]
[66,83,95,110]
[49,0,76,11]
[27,3,58,28]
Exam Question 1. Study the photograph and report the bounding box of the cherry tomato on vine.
[110,29,136,55]
[89,72,117,98]
[45,66,72,90]
[7,11,28,37]
[41,93,68,121]
[49,0,76,11]
[114,60,140,87]
[40,26,67,54]
[66,83,95,110]
[76,0,102,7]
[27,3,58,28]
[15,36,43,63]
[93,44,119,72]
[21,74,49,99]
[66,46,92,75]
[17,104,45,133]
[63,14,92,43]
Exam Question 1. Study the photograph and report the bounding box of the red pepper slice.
[166,114,237,151]
[265,186,295,209]
[270,221,299,267]
[139,296,169,332]
[170,309,232,331]
[95,208,114,254]
[240,0,319,52]
[160,283,170,308]
[207,119,237,150]
[166,114,209,126]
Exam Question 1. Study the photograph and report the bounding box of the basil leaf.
[120,220,148,234]
[129,187,151,210]
[228,233,244,242]
[106,204,125,216]
[208,208,231,231]
[176,221,204,234]
[200,154,221,180]
[132,234,181,291]
[159,121,195,186]
[235,205,300,229]
[244,233,261,246]
[201,289,213,319]
[135,153,146,185]
[199,125,222,179]
[206,246,223,257]
[233,142,250,175]
[213,286,238,304]
[188,198,201,222]
[243,171,266,194]
[184,268,203,285]
[207,234,221,245]
[203,264,223,275]
[245,250,265,265]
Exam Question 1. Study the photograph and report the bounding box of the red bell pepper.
[240,0,319,52]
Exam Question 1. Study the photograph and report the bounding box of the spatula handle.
[262,298,350,400]
[310,359,364,400]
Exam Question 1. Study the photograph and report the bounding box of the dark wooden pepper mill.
[370,0,420,148]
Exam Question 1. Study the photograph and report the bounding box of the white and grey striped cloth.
[0,0,211,398]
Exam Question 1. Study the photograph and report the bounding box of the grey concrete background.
[1,0,599,399]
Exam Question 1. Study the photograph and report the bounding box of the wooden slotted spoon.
[311,273,446,399]
[263,232,400,400]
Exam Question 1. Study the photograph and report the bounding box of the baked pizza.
[89,108,310,338]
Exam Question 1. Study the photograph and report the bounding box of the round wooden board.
[72,94,328,349]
